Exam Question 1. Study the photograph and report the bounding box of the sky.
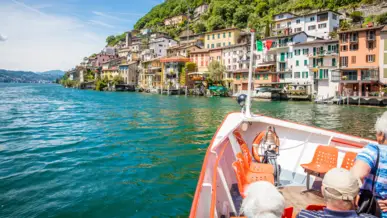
[0,0,163,72]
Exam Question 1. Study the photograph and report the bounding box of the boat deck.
[231,184,324,216]
[280,186,324,214]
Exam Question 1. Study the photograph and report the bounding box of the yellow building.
[204,28,241,49]
[164,15,188,26]
[141,57,162,89]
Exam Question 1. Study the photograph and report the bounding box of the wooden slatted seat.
[300,145,338,190]
[230,207,294,218]
[341,151,357,170]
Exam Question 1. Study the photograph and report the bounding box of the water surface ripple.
[0,84,385,217]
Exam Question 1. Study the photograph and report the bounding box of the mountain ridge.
[0,69,65,83]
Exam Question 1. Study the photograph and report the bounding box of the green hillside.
[133,0,383,38]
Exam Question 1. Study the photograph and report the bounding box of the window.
[296,19,301,24]
[264,74,269,80]
[319,69,329,79]
[288,52,293,58]
[294,49,301,56]
[229,32,232,37]
[255,74,260,79]
[218,34,220,39]
[340,56,348,67]
[302,48,309,55]
[277,24,280,29]
[302,72,309,78]
[294,72,300,78]
[351,56,356,64]
[236,75,240,80]
[294,27,302,32]
[368,42,375,49]
[318,23,327,29]
[308,25,316,30]
[223,42,225,46]
[304,60,308,66]
[332,14,337,20]
[207,44,210,49]
[350,43,358,51]
[296,60,299,66]
[229,42,231,45]
[341,45,348,51]
[278,14,284,19]
[223,33,226,38]
[340,33,348,43]
[207,35,210,40]
[212,34,214,39]
[367,55,375,63]
[287,21,291,27]
[211,44,214,48]
[350,33,358,42]
[310,17,315,22]
[332,58,336,67]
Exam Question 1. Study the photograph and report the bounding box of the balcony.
[277,68,292,73]
[361,70,379,81]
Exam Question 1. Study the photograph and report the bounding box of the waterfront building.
[379,26,387,85]
[160,56,191,90]
[222,43,250,91]
[272,10,340,39]
[204,28,241,49]
[334,25,383,97]
[190,49,210,73]
[102,46,116,55]
[294,39,339,98]
[119,60,138,85]
[139,57,162,89]
[263,32,316,93]
[91,53,117,67]
[164,15,188,26]
[101,58,122,80]
[118,47,131,58]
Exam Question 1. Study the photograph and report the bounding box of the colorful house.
[204,28,241,49]
[160,56,191,90]
[140,57,162,89]
[334,25,383,97]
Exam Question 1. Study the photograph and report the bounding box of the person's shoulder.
[364,143,379,152]
[296,209,323,217]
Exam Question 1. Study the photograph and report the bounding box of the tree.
[206,15,226,31]
[376,13,387,25]
[208,61,226,83]
[106,35,116,45]
[112,75,124,85]
[193,22,207,34]
[233,6,253,29]
[350,11,364,23]
[185,62,197,72]
[340,20,351,30]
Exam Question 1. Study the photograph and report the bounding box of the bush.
[350,11,364,23]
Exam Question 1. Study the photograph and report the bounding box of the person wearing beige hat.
[296,168,377,218]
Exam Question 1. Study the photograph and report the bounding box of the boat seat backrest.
[236,152,249,174]
[232,161,247,195]
[311,145,338,168]
[245,173,275,185]
[233,131,252,164]
[341,151,357,170]
[305,204,326,211]
[282,207,294,218]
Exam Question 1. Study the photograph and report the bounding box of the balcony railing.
[361,71,379,81]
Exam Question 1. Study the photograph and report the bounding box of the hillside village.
[62,2,387,105]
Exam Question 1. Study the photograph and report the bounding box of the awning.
[256,63,275,67]
[209,86,227,91]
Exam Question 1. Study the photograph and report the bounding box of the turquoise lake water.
[0,83,386,218]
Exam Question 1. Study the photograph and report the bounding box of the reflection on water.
[0,83,385,218]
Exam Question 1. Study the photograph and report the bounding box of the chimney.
[367,22,374,28]
[126,32,132,47]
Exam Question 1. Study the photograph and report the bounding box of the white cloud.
[0,34,7,41]
[92,11,133,22]
[89,20,115,28]
[0,2,106,72]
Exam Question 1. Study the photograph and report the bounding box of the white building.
[102,46,115,55]
[262,32,315,86]
[272,10,340,39]
[294,39,339,98]
[149,36,178,58]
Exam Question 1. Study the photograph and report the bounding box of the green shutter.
[313,58,316,67]
[305,72,308,78]
[328,45,331,51]
[296,60,299,66]
[304,60,307,66]
[332,58,336,67]
[313,47,316,56]
[319,69,323,79]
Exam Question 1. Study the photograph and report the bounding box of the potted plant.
[342,76,348,80]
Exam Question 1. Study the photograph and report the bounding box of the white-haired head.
[240,181,285,218]
[375,111,387,144]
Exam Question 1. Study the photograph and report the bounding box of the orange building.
[233,65,279,92]
[190,49,210,73]
[335,25,384,96]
